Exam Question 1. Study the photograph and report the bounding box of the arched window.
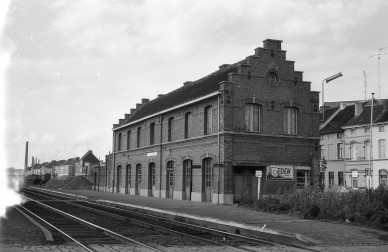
[118,133,122,151]
[127,130,131,150]
[245,104,260,132]
[168,117,174,142]
[150,123,155,145]
[149,162,156,186]
[284,107,297,135]
[137,127,141,148]
[203,158,213,188]
[185,112,191,139]
[204,106,212,135]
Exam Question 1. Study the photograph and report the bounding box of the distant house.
[79,150,100,179]
[55,157,80,177]
[320,99,388,189]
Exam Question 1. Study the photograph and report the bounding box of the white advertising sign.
[267,165,294,181]
[255,170,262,177]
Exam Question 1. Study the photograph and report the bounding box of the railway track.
[21,187,316,251]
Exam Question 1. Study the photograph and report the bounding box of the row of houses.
[25,150,101,180]
[320,99,388,190]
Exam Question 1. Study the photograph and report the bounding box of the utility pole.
[363,71,367,100]
[370,47,388,102]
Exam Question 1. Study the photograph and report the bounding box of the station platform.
[35,188,388,251]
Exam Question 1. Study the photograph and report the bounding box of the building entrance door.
[183,160,192,200]
[232,166,260,203]
[136,164,141,195]
[203,158,213,202]
[116,165,121,193]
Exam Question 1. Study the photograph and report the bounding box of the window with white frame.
[379,139,386,159]
[337,143,344,159]
[284,107,297,135]
[380,170,388,186]
[245,104,261,132]
[329,172,334,187]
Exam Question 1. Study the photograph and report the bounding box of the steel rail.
[21,195,164,252]
[16,204,94,252]
[23,187,318,251]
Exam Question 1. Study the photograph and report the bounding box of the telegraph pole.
[363,71,367,100]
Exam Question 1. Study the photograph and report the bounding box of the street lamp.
[322,72,343,121]
[369,92,375,189]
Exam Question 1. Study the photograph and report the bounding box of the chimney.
[141,98,150,104]
[113,124,119,128]
[219,64,231,70]
[340,103,345,110]
[32,156,35,166]
[157,94,164,98]
[130,108,137,114]
[263,39,283,50]
[124,113,130,119]
[119,119,124,124]
[136,103,142,109]
[355,102,363,116]
[25,141,28,170]
[183,81,193,86]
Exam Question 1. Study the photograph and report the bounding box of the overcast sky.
[1,0,388,170]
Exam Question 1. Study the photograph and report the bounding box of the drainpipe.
[105,155,108,192]
[159,115,164,198]
[112,131,116,193]
[217,93,221,204]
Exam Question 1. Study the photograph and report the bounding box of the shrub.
[247,185,388,230]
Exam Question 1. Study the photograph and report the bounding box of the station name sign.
[267,165,294,181]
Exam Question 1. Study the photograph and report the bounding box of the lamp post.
[369,92,375,189]
[322,72,343,121]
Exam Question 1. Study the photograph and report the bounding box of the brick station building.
[105,39,321,204]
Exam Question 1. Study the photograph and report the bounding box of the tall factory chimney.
[25,141,28,171]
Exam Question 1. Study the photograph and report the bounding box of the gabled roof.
[320,105,355,134]
[376,110,388,123]
[320,106,339,121]
[81,150,99,164]
[115,62,240,129]
[346,103,385,126]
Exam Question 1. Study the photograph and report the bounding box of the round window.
[267,72,279,86]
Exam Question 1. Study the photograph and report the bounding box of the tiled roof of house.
[320,105,355,134]
[346,103,385,126]
[376,110,388,123]
[81,150,99,164]
[115,62,241,128]
[320,106,339,121]
[63,157,80,165]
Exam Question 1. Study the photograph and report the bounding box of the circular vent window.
[267,72,279,86]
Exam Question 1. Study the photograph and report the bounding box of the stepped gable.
[320,105,355,134]
[118,63,240,127]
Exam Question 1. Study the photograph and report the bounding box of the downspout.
[217,93,221,204]
[159,115,164,198]
[112,131,116,193]
[105,155,108,192]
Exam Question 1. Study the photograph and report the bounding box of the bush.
[248,185,388,230]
